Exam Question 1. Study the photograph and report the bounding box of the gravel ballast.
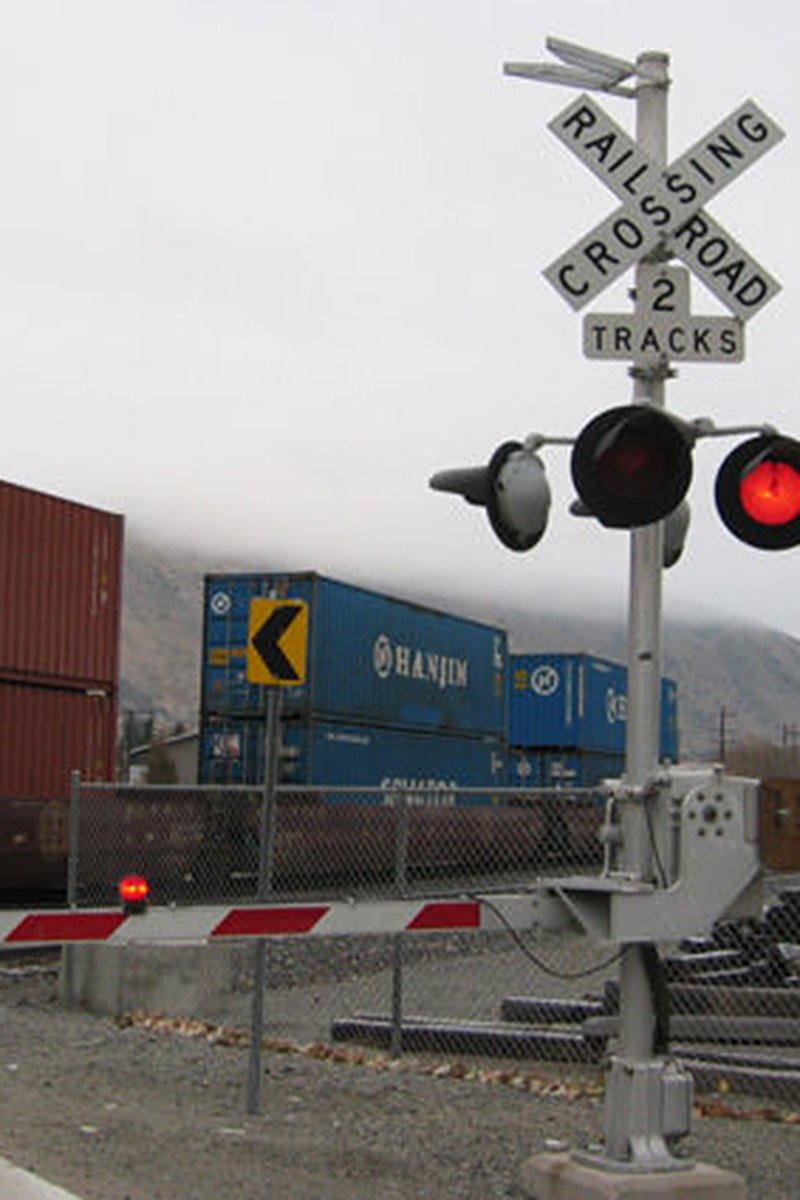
[0,951,797,1200]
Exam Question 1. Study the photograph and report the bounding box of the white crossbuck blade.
[545,93,784,321]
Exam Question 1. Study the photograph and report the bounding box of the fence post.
[394,790,409,890]
[62,770,82,1007]
[67,768,81,905]
[389,791,409,1057]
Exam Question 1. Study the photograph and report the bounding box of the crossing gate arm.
[0,893,538,949]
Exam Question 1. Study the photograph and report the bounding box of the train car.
[202,572,508,738]
[504,747,620,867]
[193,712,535,892]
[194,572,528,891]
[508,653,679,760]
[0,481,123,898]
[76,778,551,902]
[0,480,122,688]
[506,747,624,790]
[200,713,506,798]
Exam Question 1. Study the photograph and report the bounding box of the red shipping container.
[0,681,117,799]
[0,481,123,688]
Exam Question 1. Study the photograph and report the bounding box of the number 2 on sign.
[638,265,691,319]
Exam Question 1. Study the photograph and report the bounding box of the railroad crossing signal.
[493,39,794,1187]
[247,599,309,686]
[431,72,795,553]
[545,92,783,325]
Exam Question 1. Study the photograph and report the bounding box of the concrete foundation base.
[520,1153,747,1200]
[60,944,247,1018]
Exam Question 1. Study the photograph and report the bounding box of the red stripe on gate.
[406,901,480,931]
[211,905,330,938]
[5,912,127,944]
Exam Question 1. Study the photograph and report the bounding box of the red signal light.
[740,459,800,525]
[716,436,800,550]
[119,874,150,912]
[571,405,693,528]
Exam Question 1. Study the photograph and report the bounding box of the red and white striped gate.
[0,893,536,949]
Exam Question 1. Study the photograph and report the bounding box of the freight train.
[199,573,678,788]
[0,498,683,900]
[182,573,679,896]
[3,512,799,900]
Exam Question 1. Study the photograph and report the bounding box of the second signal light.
[570,405,694,529]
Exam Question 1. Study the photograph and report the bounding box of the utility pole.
[718,706,735,760]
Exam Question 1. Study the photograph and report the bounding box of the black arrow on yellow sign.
[247,599,309,686]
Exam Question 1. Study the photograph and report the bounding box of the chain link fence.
[71,782,605,904]
[66,780,800,1116]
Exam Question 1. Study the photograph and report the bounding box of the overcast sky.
[3,0,800,639]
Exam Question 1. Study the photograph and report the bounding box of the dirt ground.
[0,960,797,1200]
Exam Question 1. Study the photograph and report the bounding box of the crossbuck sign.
[545,94,784,330]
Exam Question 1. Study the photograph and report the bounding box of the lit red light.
[118,874,150,905]
[741,460,800,526]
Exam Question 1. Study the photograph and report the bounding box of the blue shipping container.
[509,654,678,760]
[203,573,508,739]
[506,747,624,790]
[200,715,505,803]
[661,678,679,762]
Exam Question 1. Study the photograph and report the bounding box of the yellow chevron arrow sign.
[247,599,309,686]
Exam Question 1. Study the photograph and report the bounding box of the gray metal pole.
[255,687,281,894]
[619,46,670,1070]
[246,686,282,1115]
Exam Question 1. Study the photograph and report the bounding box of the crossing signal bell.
[429,441,551,551]
[715,435,800,550]
[571,405,693,529]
